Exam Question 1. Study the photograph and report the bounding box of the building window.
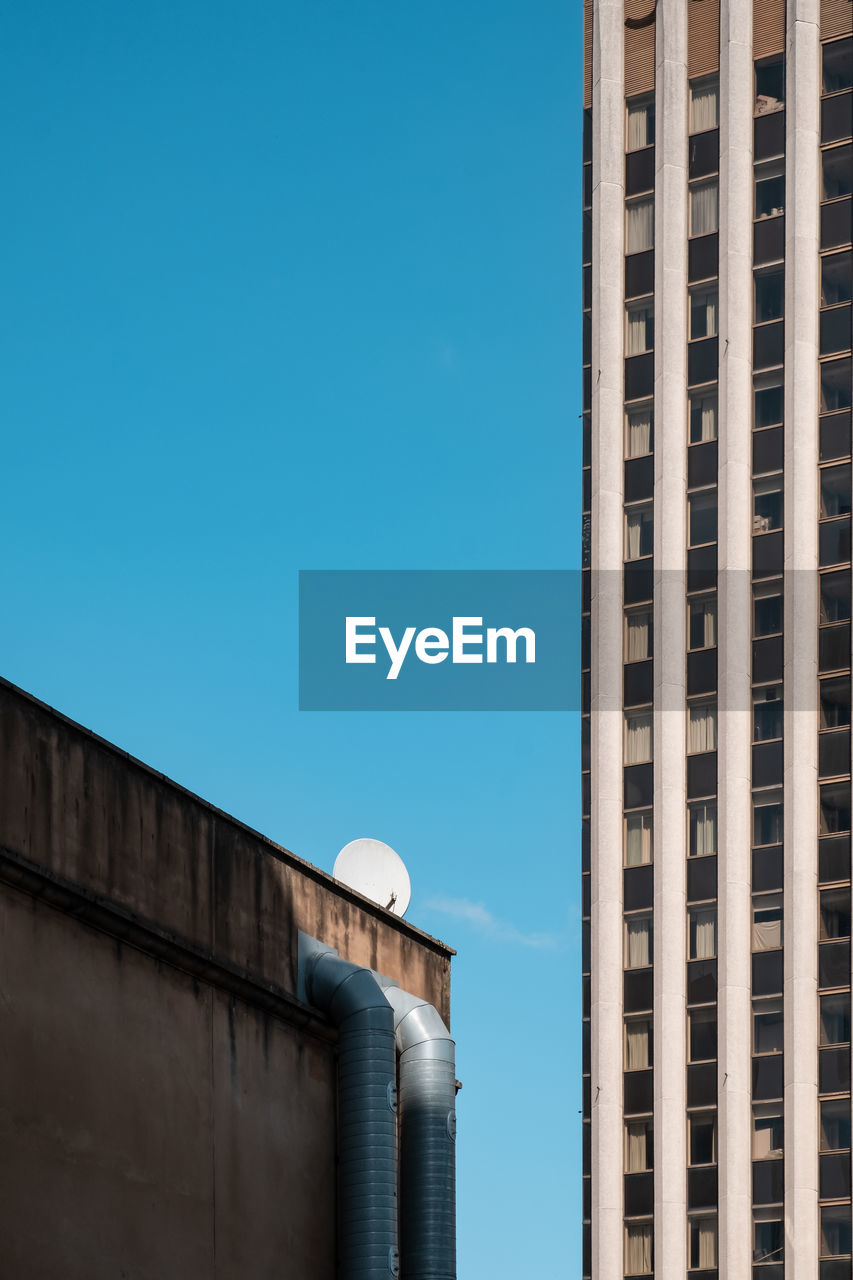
[626,403,654,458]
[752,895,783,950]
[688,596,717,650]
[626,197,654,254]
[688,699,717,754]
[627,96,655,151]
[821,1205,852,1259]
[820,994,851,1046]
[626,1120,654,1172]
[821,358,853,413]
[625,811,653,866]
[626,302,654,355]
[820,464,853,518]
[689,390,718,443]
[688,491,718,547]
[753,478,783,533]
[754,376,784,428]
[689,1008,717,1062]
[625,505,653,560]
[753,586,782,637]
[822,143,853,202]
[625,608,653,662]
[820,570,852,623]
[821,250,852,306]
[690,179,719,237]
[820,1099,852,1152]
[755,56,785,113]
[689,75,719,134]
[753,792,782,846]
[690,287,718,340]
[753,1106,784,1159]
[823,37,853,95]
[689,800,718,857]
[688,1216,718,1270]
[754,1211,784,1265]
[820,781,852,835]
[625,1016,653,1070]
[625,710,653,764]
[625,914,653,969]
[688,906,717,960]
[755,269,784,323]
[625,1223,653,1276]
[753,997,783,1054]
[754,161,785,219]
[820,888,851,939]
[689,1114,716,1166]
[753,685,783,742]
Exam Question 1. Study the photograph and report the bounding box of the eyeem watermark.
[345,616,536,680]
[299,570,576,711]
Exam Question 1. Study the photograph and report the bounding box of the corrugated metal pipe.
[300,938,399,1280]
[382,985,456,1280]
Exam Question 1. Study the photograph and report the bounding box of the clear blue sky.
[2,3,582,1275]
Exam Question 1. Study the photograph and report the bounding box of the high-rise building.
[581,3,852,1278]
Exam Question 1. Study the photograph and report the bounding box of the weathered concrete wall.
[0,677,453,1278]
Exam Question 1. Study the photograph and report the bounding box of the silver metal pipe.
[384,987,456,1280]
[302,940,399,1280]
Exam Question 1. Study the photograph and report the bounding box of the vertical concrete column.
[784,4,821,1277]
[717,0,754,1274]
[590,3,624,1278]
[652,3,688,1274]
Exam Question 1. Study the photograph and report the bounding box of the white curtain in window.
[627,199,654,253]
[626,1224,653,1275]
[690,181,719,236]
[692,909,717,960]
[627,104,650,151]
[688,702,717,753]
[698,1220,717,1269]
[691,394,718,443]
[625,813,652,866]
[626,1021,650,1070]
[626,307,651,356]
[626,1124,648,1172]
[627,406,652,457]
[690,82,719,132]
[626,918,651,968]
[690,803,717,856]
[626,612,651,662]
[625,511,643,560]
[701,600,717,646]
[752,911,782,951]
[625,713,652,764]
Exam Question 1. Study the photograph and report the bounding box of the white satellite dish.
[333,838,411,917]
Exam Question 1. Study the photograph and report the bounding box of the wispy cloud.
[424,895,561,950]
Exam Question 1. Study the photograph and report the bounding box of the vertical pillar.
[717,0,755,1273]
[784,2,821,1276]
[652,1,688,1273]
[590,2,625,1277]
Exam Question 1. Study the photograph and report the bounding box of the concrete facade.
[0,678,452,1279]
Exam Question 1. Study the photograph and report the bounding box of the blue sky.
[2,3,582,1274]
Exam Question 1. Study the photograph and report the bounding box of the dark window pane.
[820,411,852,462]
[624,864,654,912]
[754,214,785,265]
[820,1046,851,1094]
[689,233,719,283]
[688,1166,719,1210]
[753,427,784,476]
[752,636,784,681]
[689,336,719,386]
[819,833,851,885]
[689,128,719,179]
[626,352,655,401]
[753,531,784,579]
[753,951,784,997]
[624,762,654,809]
[688,544,718,592]
[820,304,853,356]
[687,647,718,697]
[626,147,655,197]
[823,37,853,94]
[753,1159,784,1205]
[626,249,655,300]
[820,940,852,987]
[687,1062,717,1108]
[820,1153,852,1202]
[822,91,853,145]
[753,741,784,788]
[820,623,852,673]
[624,969,654,1015]
[687,959,718,1005]
[823,143,853,200]
[752,1054,784,1100]
[687,751,717,800]
[754,381,784,428]
[624,1067,654,1114]
[688,855,717,903]
[624,1171,655,1217]
[753,320,785,371]
[754,111,786,160]
[625,454,655,503]
[753,845,784,893]
[624,561,654,606]
[624,659,654,707]
[822,197,853,251]
[819,729,851,779]
[755,271,785,322]
[689,440,719,489]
